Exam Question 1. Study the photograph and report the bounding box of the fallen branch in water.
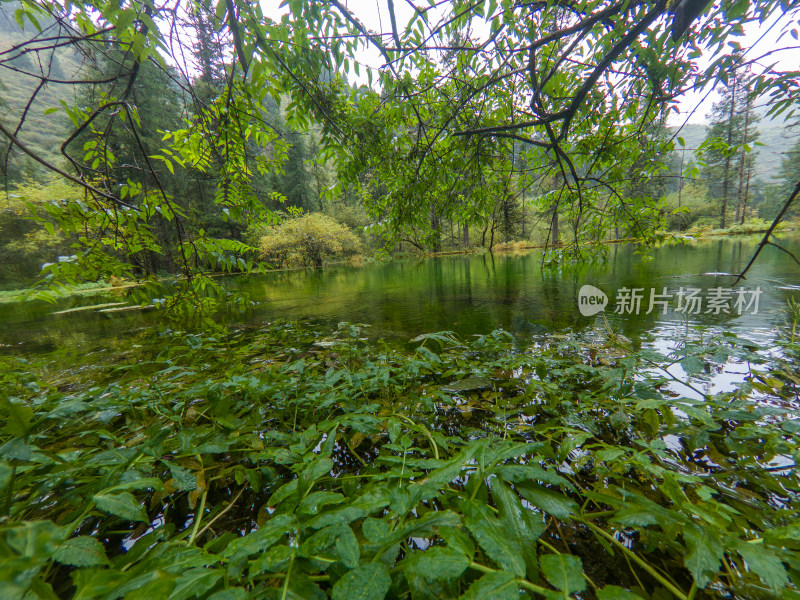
[732,180,800,285]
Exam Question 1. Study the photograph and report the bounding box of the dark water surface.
[2,235,800,357]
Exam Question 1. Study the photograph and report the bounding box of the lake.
[2,234,799,359]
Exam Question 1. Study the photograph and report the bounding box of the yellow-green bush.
[259,212,361,268]
[0,180,76,288]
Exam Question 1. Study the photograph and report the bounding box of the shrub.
[259,212,362,268]
[0,180,76,288]
[491,240,531,252]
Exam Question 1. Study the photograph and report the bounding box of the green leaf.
[167,568,222,600]
[597,585,641,599]
[680,356,704,376]
[540,553,585,595]
[297,455,334,499]
[222,514,295,560]
[362,517,389,542]
[1,397,33,436]
[54,536,109,567]
[93,491,148,522]
[440,525,475,559]
[463,499,526,577]
[515,482,577,519]
[736,542,790,592]
[683,524,723,589]
[167,464,197,491]
[405,547,469,581]
[334,525,360,568]
[460,571,518,600]
[490,477,545,578]
[331,563,391,600]
[108,477,163,492]
[208,589,248,600]
[265,574,326,600]
[251,545,294,574]
[298,491,345,515]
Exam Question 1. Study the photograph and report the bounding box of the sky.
[673,8,800,126]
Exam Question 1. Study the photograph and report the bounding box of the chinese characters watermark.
[578,285,761,316]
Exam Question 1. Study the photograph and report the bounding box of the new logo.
[578,285,608,316]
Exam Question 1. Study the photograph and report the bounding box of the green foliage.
[663,181,716,231]
[1,321,800,598]
[259,212,361,268]
[673,119,795,184]
[0,2,80,178]
[2,0,796,295]
[778,134,800,217]
[0,180,77,287]
[697,58,761,228]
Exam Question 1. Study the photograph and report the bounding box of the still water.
[2,235,800,356]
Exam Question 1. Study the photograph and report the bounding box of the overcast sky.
[672,8,799,126]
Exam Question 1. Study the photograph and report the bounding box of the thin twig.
[732,180,800,285]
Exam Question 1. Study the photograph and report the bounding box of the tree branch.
[0,117,136,209]
[732,180,800,285]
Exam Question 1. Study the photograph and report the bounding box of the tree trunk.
[741,160,753,225]
[720,73,737,229]
[735,95,753,224]
[551,208,559,246]
[502,183,511,242]
[430,206,441,253]
[678,149,685,230]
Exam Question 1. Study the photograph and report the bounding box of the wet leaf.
[460,571,518,600]
[684,524,724,589]
[404,547,469,581]
[54,536,109,567]
[463,499,526,577]
[597,585,641,599]
[681,356,704,375]
[93,491,148,522]
[736,542,790,591]
[540,553,585,595]
[515,482,577,519]
[331,563,391,600]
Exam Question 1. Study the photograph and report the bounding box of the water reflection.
[1,235,800,356]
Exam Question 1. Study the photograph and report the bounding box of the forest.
[1,0,800,599]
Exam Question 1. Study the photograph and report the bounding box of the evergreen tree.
[699,59,760,228]
[280,133,314,211]
[67,45,185,273]
[777,133,800,218]
[189,0,227,89]
[70,46,183,189]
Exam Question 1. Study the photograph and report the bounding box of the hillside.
[0,4,84,166]
[672,117,798,183]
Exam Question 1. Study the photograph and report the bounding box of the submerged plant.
[0,322,798,599]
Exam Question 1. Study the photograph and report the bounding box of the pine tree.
[700,59,760,228]
[777,131,800,218]
[187,0,227,103]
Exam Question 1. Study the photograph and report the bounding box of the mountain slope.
[0,4,84,166]
[672,118,798,183]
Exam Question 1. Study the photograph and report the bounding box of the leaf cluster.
[1,322,800,598]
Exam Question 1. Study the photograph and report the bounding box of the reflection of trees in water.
[8,237,800,351]
[242,237,800,341]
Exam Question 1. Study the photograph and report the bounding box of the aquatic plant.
[1,322,798,599]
